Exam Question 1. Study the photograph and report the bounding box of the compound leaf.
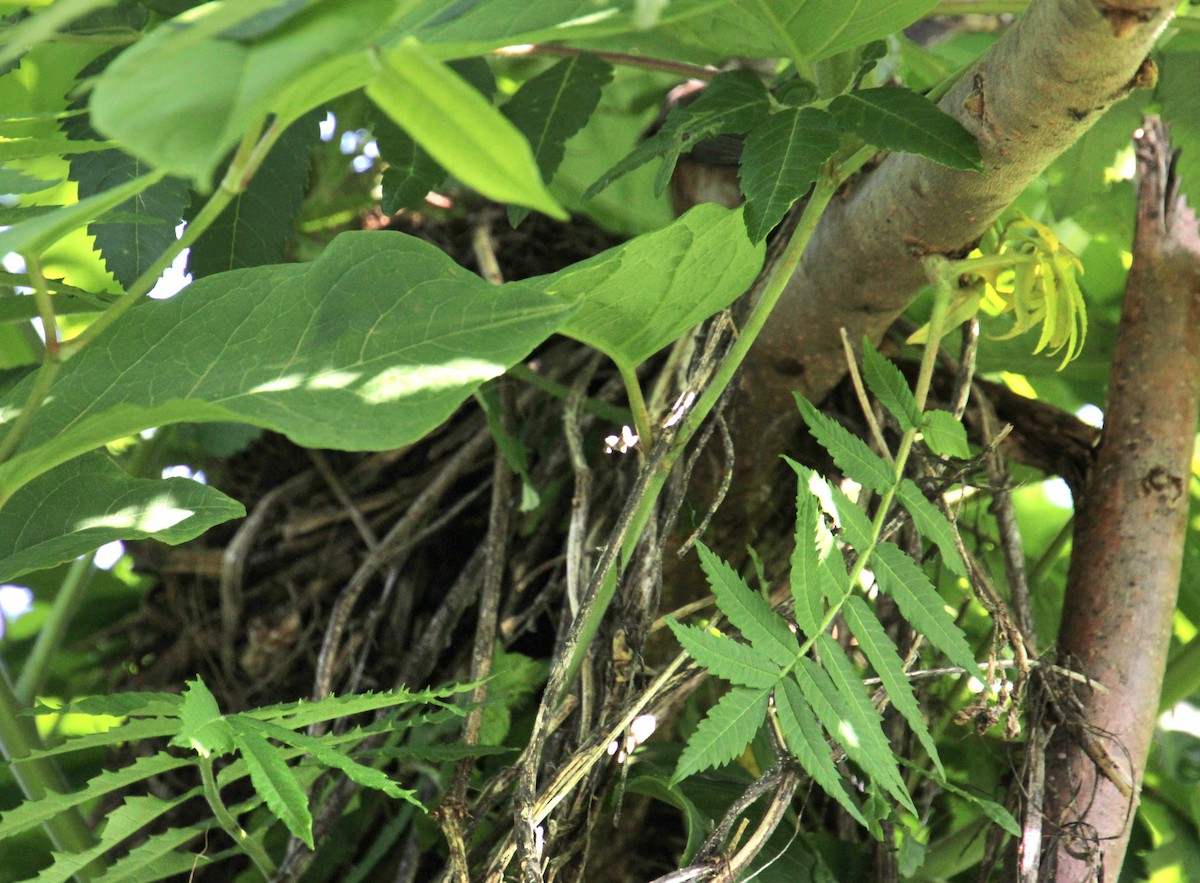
[671,685,770,785]
[696,542,797,668]
[667,619,781,689]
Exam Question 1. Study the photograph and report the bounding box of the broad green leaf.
[740,106,840,242]
[871,542,982,678]
[840,594,943,776]
[671,685,770,784]
[861,338,920,431]
[503,53,613,225]
[795,393,895,493]
[585,69,770,200]
[172,678,234,758]
[774,676,867,826]
[235,716,421,805]
[673,0,941,63]
[89,0,396,187]
[233,725,314,848]
[0,753,190,839]
[696,542,797,668]
[797,650,915,816]
[187,114,319,278]
[368,40,566,219]
[0,452,245,584]
[830,88,982,172]
[896,478,967,577]
[920,409,970,458]
[33,793,192,883]
[666,618,781,688]
[0,170,166,258]
[531,203,763,368]
[0,231,574,502]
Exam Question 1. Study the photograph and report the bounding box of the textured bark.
[729,0,1174,521]
[1042,118,1200,880]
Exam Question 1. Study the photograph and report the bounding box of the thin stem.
[616,360,654,448]
[28,256,61,359]
[15,553,97,703]
[0,357,62,466]
[199,756,277,879]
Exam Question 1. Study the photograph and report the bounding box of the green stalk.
[199,756,277,879]
[0,669,99,879]
[15,553,97,703]
[616,359,654,448]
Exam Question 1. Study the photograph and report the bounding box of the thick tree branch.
[730,0,1173,514]
[1042,117,1200,880]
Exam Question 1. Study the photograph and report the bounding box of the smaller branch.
[839,326,892,461]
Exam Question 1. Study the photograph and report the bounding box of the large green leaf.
[530,203,763,368]
[0,231,574,502]
[670,685,770,784]
[673,0,941,63]
[829,87,983,172]
[0,452,244,584]
[367,39,566,219]
[89,0,396,187]
[503,53,613,225]
[741,106,840,242]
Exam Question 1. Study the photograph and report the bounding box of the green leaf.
[0,0,119,68]
[696,542,797,668]
[774,676,867,826]
[0,138,118,162]
[242,684,461,727]
[27,692,182,719]
[0,452,245,584]
[920,409,970,458]
[531,203,763,368]
[475,383,539,513]
[673,0,941,63]
[829,87,982,171]
[232,725,314,849]
[667,618,781,688]
[187,113,319,278]
[94,822,215,883]
[840,594,943,776]
[825,482,874,552]
[870,542,982,678]
[376,118,445,214]
[861,338,920,432]
[584,69,770,200]
[171,678,234,758]
[740,106,840,242]
[794,393,895,493]
[798,647,915,815]
[0,167,59,194]
[368,39,565,219]
[0,753,191,839]
[790,485,827,636]
[671,685,770,784]
[0,170,166,258]
[13,718,177,762]
[626,774,711,864]
[502,53,613,225]
[895,478,966,577]
[0,231,574,502]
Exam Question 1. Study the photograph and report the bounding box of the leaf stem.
[616,359,654,448]
[15,553,97,703]
[199,756,277,880]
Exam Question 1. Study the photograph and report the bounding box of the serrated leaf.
[530,203,763,368]
[242,683,462,727]
[896,479,966,577]
[377,122,445,213]
[0,167,59,194]
[0,452,244,584]
[798,646,915,815]
[235,716,422,806]
[0,170,166,258]
[671,685,770,784]
[187,113,319,279]
[0,139,118,162]
[0,753,191,839]
[667,618,781,688]
[584,69,769,200]
[920,409,970,458]
[840,594,943,776]
[871,542,981,678]
[825,482,874,552]
[233,725,314,848]
[774,676,867,826]
[830,88,982,171]
[741,106,839,242]
[0,232,574,502]
[28,692,182,719]
[12,717,177,763]
[794,394,895,493]
[790,486,827,636]
[368,39,565,219]
[913,767,1020,836]
[172,678,234,758]
[502,53,613,225]
[96,823,215,883]
[696,542,797,667]
[861,338,920,431]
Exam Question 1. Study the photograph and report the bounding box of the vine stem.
[199,756,277,880]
